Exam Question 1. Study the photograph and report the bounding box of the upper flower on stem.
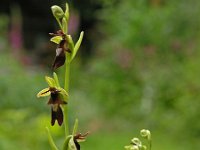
[50,30,71,70]
[37,74,68,126]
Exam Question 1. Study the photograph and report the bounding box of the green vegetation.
[83,0,200,137]
[0,0,200,149]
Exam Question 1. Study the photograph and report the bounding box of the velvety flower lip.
[52,39,67,70]
[51,105,63,126]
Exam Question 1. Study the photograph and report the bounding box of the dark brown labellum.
[52,40,66,70]
[51,105,63,126]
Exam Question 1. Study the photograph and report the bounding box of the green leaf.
[50,36,62,44]
[70,31,84,62]
[46,127,59,150]
[72,119,79,135]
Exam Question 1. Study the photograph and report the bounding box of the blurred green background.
[0,0,200,149]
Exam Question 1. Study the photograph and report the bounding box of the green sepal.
[37,88,51,98]
[70,31,84,62]
[45,76,56,87]
[46,127,59,150]
[68,136,77,150]
[53,72,60,87]
[67,35,74,52]
[50,36,62,44]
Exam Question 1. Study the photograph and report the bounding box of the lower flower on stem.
[37,81,68,126]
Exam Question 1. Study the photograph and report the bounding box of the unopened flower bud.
[131,138,141,146]
[131,145,139,150]
[51,5,64,19]
[140,129,151,140]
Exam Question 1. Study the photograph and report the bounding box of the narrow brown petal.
[74,132,89,140]
[49,30,64,36]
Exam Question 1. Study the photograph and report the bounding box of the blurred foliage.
[0,52,68,149]
[73,0,200,139]
[0,53,45,110]
[0,14,9,49]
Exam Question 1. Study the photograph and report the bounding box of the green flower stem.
[64,61,70,92]
[56,18,63,31]
[149,138,152,150]
[63,106,69,137]
[64,60,70,137]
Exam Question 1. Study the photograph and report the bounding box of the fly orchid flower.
[66,132,89,150]
[73,132,89,150]
[37,74,68,126]
[49,30,71,70]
